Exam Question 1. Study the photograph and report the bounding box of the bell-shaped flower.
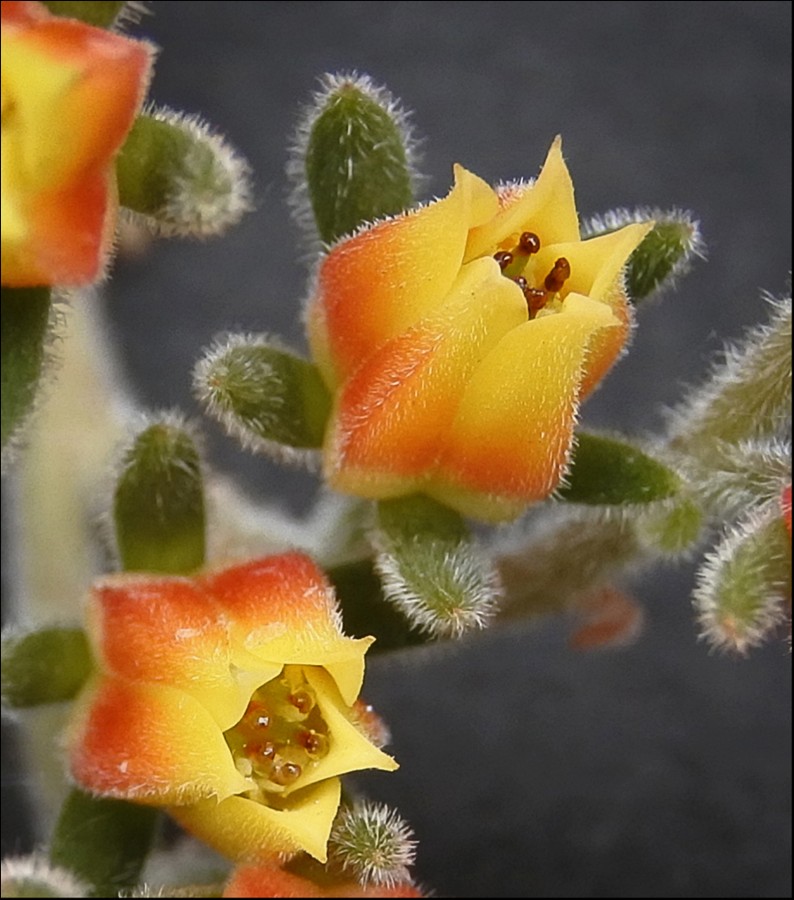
[67,553,397,863]
[307,138,652,521]
[1,0,151,286]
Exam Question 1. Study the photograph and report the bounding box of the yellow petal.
[68,675,249,806]
[464,136,580,261]
[307,165,498,386]
[170,778,342,863]
[324,257,527,499]
[432,294,620,521]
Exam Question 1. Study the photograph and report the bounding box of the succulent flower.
[67,553,396,863]
[307,138,651,521]
[1,0,151,286]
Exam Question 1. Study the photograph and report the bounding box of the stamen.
[493,250,513,271]
[270,758,303,786]
[519,231,541,255]
[524,287,547,317]
[289,689,315,716]
[544,257,571,293]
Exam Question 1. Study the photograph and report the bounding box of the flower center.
[493,231,571,319]
[224,666,331,798]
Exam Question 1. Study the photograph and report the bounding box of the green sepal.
[195,338,331,451]
[305,78,414,244]
[1,627,91,708]
[373,494,500,639]
[559,432,680,505]
[41,1,125,27]
[1,286,51,454]
[49,788,159,897]
[113,420,206,574]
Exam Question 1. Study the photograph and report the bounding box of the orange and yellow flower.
[307,138,652,522]
[1,0,151,286]
[67,553,397,863]
[782,483,792,539]
[223,862,423,898]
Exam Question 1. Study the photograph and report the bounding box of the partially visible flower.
[68,553,397,863]
[1,0,152,286]
[781,483,792,539]
[307,137,652,522]
[223,861,422,898]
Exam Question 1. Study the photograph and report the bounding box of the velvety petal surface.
[68,675,249,805]
[171,778,342,863]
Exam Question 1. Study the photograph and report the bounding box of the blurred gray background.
[2,2,791,897]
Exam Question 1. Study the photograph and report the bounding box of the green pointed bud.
[1,287,51,464]
[50,789,159,895]
[289,72,419,246]
[41,1,126,27]
[373,494,501,639]
[328,802,417,888]
[1,854,89,898]
[194,334,331,459]
[2,627,91,708]
[694,508,791,653]
[637,495,705,555]
[113,417,206,574]
[559,432,680,505]
[669,294,792,452]
[583,207,705,302]
[117,108,252,237]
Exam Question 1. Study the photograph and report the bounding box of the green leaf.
[299,74,416,244]
[194,336,331,453]
[583,208,704,302]
[2,628,91,708]
[50,789,159,896]
[694,510,791,653]
[117,111,251,237]
[373,494,500,639]
[113,419,206,574]
[1,286,51,455]
[559,432,680,505]
[41,1,125,27]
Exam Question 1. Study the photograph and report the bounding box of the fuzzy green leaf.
[373,494,500,639]
[194,337,331,453]
[41,1,125,26]
[583,208,704,302]
[1,286,51,455]
[694,511,791,653]
[50,789,159,896]
[2,628,91,708]
[303,75,415,244]
[113,420,206,574]
[559,432,680,505]
[117,111,250,237]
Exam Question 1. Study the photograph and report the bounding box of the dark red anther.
[525,287,547,317]
[494,250,514,270]
[519,231,541,255]
[514,276,528,292]
[544,257,571,293]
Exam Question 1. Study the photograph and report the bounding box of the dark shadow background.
[2,2,791,897]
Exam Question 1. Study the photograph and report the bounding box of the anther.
[270,758,302,786]
[519,231,541,255]
[514,276,528,292]
[544,257,571,293]
[524,287,547,317]
[493,250,513,270]
[289,689,315,716]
